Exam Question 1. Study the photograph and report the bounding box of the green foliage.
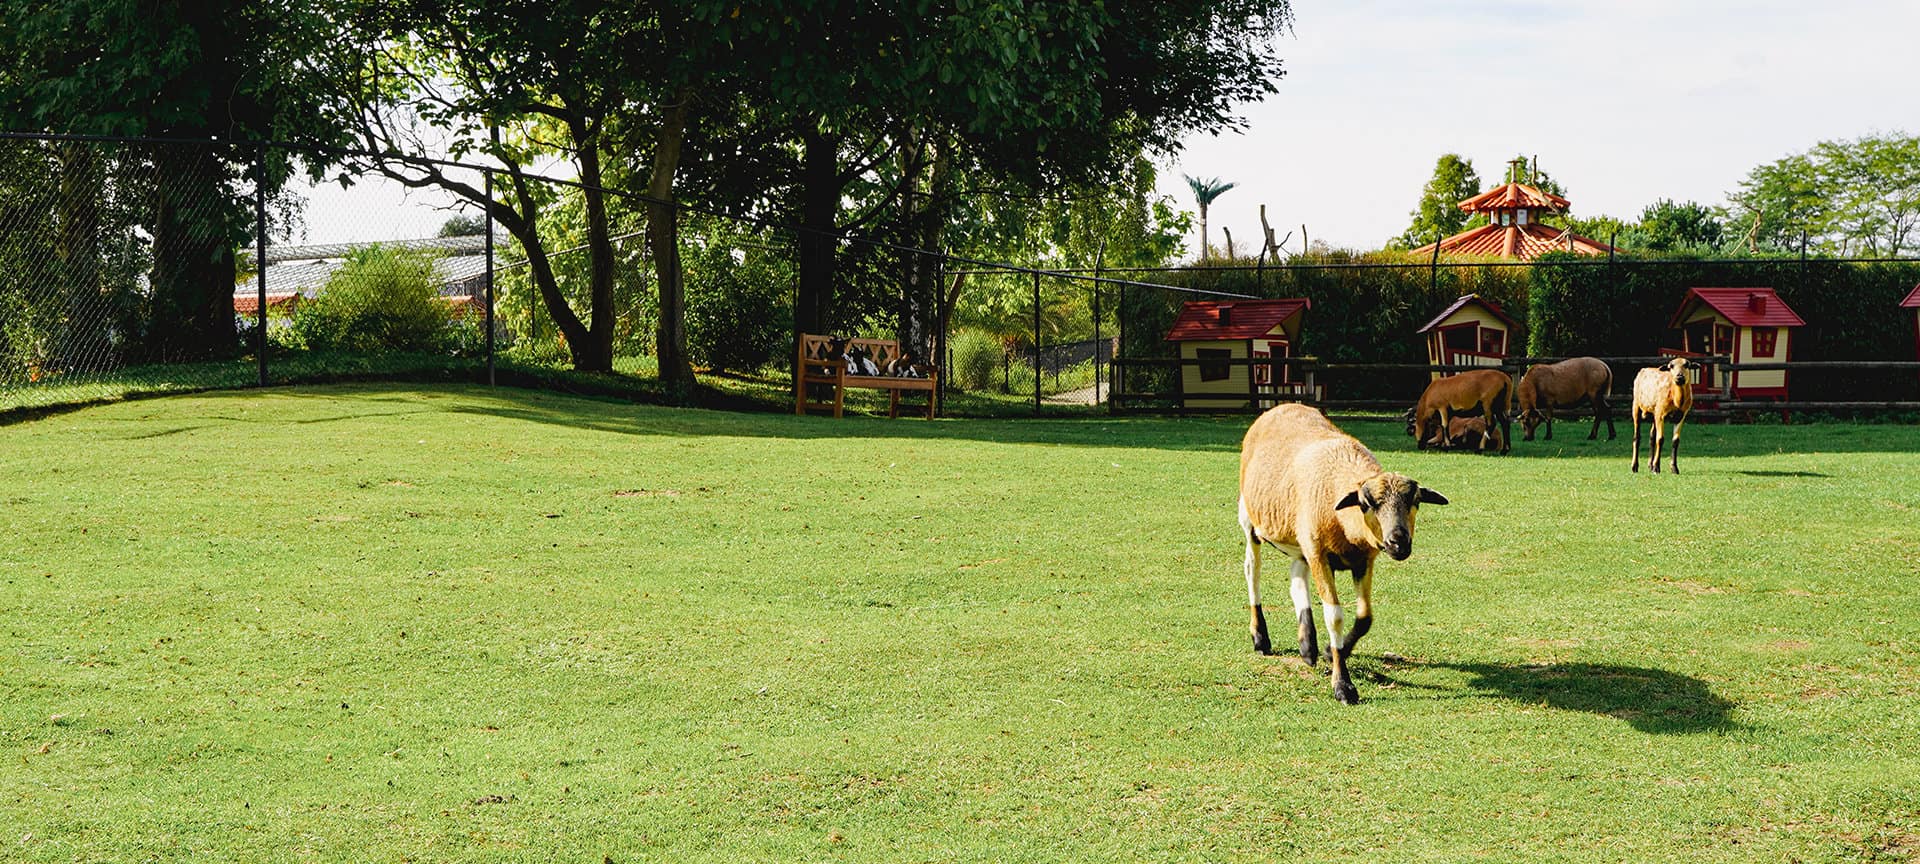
[1725,132,1920,255]
[1183,175,1237,208]
[288,246,452,353]
[1395,154,1482,248]
[1528,252,1920,399]
[1632,199,1724,252]
[948,328,1004,391]
[437,214,488,237]
[684,232,796,374]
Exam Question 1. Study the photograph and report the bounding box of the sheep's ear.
[1417,488,1450,506]
[1335,490,1364,511]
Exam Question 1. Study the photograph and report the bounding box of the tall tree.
[1725,134,1920,256]
[1395,154,1480,248]
[1184,175,1237,261]
[1634,199,1724,252]
[700,0,1294,349]
[1,0,347,362]
[327,0,658,373]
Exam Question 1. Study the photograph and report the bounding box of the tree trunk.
[147,144,237,363]
[55,141,109,370]
[496,170,592,360]
[648,90,695,398]
[796,126,841,343]
[1198,202,1210,261]
[575,125,617,373]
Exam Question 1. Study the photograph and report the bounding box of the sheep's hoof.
[1252,632,1272,655]
[1333,679,1360,705]
[1300,645,1319,666]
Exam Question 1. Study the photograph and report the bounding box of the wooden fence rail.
[1108,355,1920,417]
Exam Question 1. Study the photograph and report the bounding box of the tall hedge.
[1120,251,1920,402]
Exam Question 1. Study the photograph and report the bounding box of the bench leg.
[890,389,900,419]
[833,382,844,419]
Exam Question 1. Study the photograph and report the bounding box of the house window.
[1480,328,1505,355]
[1197,348,1232,382]
[1752,326,1778,358]
[1252,350,1271,385]
[1713,324,1735,357]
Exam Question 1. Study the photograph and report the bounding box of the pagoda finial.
[1506,156,1528,185]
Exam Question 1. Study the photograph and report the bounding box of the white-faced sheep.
[1631,357,1694,474]
[1238,403,1449,704]
[1409,368,1512,454]
[1517,356,1615,441]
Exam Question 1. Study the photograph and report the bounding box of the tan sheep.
[1517,356,1615,441]
[1238,404,1449,704]
[1631,357,1694,474]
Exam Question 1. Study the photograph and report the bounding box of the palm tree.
[1184,174,1237,261]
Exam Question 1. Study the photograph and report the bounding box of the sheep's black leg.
[1297,608,1318,665]
[1670,417,1683,475]
[1631,412,1642,472]
[1308,558,1359,704]
[1289,557,1318,665]
[1243,526,1271,654]
[1338,563,1375,662]
[1251,605,1272,655]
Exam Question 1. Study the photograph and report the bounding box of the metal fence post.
[255,144,269,387]
[485,170,496,386]
[1033,270,1042,415]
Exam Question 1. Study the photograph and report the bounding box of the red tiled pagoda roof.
[1456,182,1570,214]
[1408,222,1615,261]
[1165,298,1310,342]
[1667,287,1805,329]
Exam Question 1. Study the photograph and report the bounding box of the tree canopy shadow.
[1403,659,1737,734]
[141,382,1920,458]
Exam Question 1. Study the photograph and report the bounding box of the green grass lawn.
[3,384,1918,862]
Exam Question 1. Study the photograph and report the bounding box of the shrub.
[949,328,1003,391]
[684,240,794,374]
[289,246,451,353]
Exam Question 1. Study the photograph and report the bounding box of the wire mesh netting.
[0,138,272,412]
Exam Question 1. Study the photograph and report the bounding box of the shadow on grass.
[1352,415,1920,461]
[1406,660,1736,735]
[22,373,1920,458]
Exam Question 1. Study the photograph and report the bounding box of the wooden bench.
[795,334,939,419]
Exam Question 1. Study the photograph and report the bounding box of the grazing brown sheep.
[1517,356,1615,441]
[1631,357,1694,474]
[1238,404,1449,704]
[1410,369,1512,454]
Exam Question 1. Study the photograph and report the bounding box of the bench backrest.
[798,333,915,375]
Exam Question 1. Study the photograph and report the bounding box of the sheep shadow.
[1397,659,1736,734]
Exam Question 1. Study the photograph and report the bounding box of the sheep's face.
[1336,472,1449,561]
[1520,408,1545,437]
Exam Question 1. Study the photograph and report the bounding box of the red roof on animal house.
[1164,298,1310,342]
[1900,283,1920,308]
[1666,287,1805,329]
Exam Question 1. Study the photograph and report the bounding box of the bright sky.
[1153,0,1920,257]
